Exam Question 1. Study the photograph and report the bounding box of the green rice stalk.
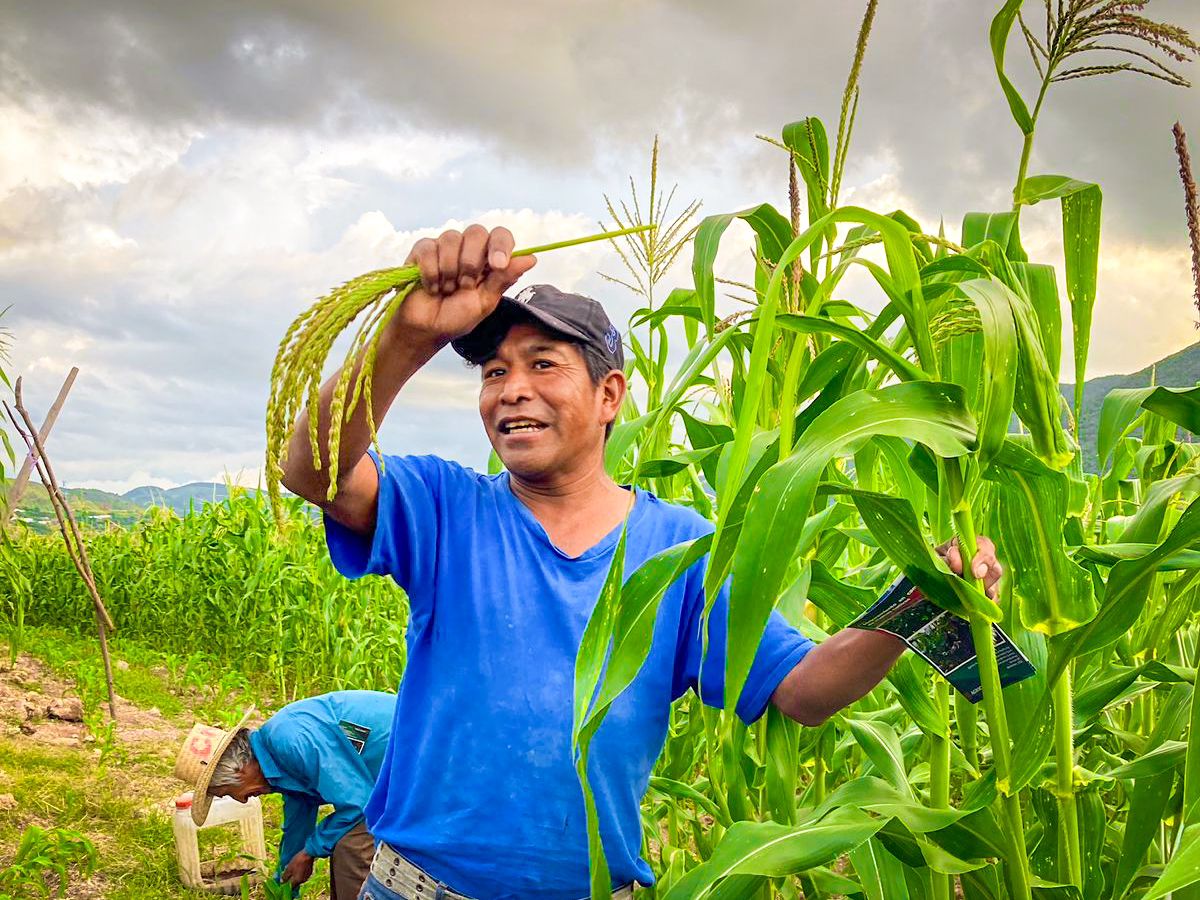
[265,225,653,521]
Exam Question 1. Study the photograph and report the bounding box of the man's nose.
[499,369,533,403]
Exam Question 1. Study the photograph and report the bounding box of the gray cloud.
[5,1,1195,232]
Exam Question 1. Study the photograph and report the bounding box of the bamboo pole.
[1,367,78,531]
[4,377,117,719]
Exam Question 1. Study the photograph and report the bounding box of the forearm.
[277,798,318,878]
[281,322,443,503]
[305,806,363,859]
[771,628,905,726]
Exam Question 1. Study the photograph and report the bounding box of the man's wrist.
[380,318,447,361]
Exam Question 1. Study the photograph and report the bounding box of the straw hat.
[173,708,256,826]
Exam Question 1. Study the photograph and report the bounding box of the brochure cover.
[849,575,1035,702]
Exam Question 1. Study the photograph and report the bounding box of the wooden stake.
[2,367,78,531]
[4,378,118,719]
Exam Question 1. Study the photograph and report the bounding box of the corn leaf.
[724,381,978,709]
[774,313,929,383]
[764,704,800,825]
[1142,385,1200,435]
[962,211,1019,252]
[848,489,1000,623]
[955,278,1019,468]
[604,411,655,476]
[1076,543,1200,571]
[988,0,1033,134]
[1019,175,1103,428]
[1097,388,1155,474]
[661,808,885,900]
[1105,741,1187,780]
[692,204,793,335]
[848,719,911,796]
[1110,771,1176,900]
[1012,262,1062,384]
[850,835,912,900]
[985,439,1096,634]
[1143,824,1200,900]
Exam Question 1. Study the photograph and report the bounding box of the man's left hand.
[281,850,315,887]
[938,535,1003,600]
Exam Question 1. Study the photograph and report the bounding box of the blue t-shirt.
[249,690,394,874]
[324,453,813,900]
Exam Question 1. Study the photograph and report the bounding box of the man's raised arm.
[279,224,535,534]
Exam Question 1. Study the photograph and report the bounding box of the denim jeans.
[357,871,414,900]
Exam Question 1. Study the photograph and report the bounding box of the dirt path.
[0,651,189,761]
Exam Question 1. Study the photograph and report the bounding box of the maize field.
[4,2,1200,898]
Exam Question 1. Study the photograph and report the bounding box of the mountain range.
[6,481,241,533]
[1062,339,1200,471]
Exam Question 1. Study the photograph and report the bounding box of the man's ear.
[600,369,627,426]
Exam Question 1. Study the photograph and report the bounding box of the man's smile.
[498,416,550,435]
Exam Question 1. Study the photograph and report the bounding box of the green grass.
[0,737,334,898]
[0,739,178,898]
[23,626,264,727]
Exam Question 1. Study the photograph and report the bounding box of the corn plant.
[0,489,410,702]
[0,825,97,900]
[572,2,1200,899]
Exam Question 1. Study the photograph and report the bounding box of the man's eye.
[484,367,504,378]
[533,359,552,369]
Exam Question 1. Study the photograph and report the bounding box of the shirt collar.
[248,729,284,784]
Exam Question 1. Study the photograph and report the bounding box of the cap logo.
[514,286,537,304]
[605,326,620,355]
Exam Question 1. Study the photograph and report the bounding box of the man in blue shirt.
[280,226,1001,900]
[190,690,394,898]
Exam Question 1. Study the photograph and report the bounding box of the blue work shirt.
[325,454,813,900]
[249,690,394,875]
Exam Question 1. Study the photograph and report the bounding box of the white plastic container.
[172,791,268,895]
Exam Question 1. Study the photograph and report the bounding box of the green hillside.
[1064,340,1200,472]
[4,483,145,533]
[3,481,245,534]
[120,482,235,514]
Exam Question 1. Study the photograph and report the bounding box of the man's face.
[210,760,271,804]
[479,323,621,480]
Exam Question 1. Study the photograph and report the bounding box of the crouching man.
[174,690,394,899]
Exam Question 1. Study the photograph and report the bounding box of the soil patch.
[0,652,188,758]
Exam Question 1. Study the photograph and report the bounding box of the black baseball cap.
[451,284,625,371]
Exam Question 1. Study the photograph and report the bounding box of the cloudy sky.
[2,0,1198,493]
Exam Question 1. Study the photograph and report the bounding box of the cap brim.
[190,706,256,826]
[451,297,589,364]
